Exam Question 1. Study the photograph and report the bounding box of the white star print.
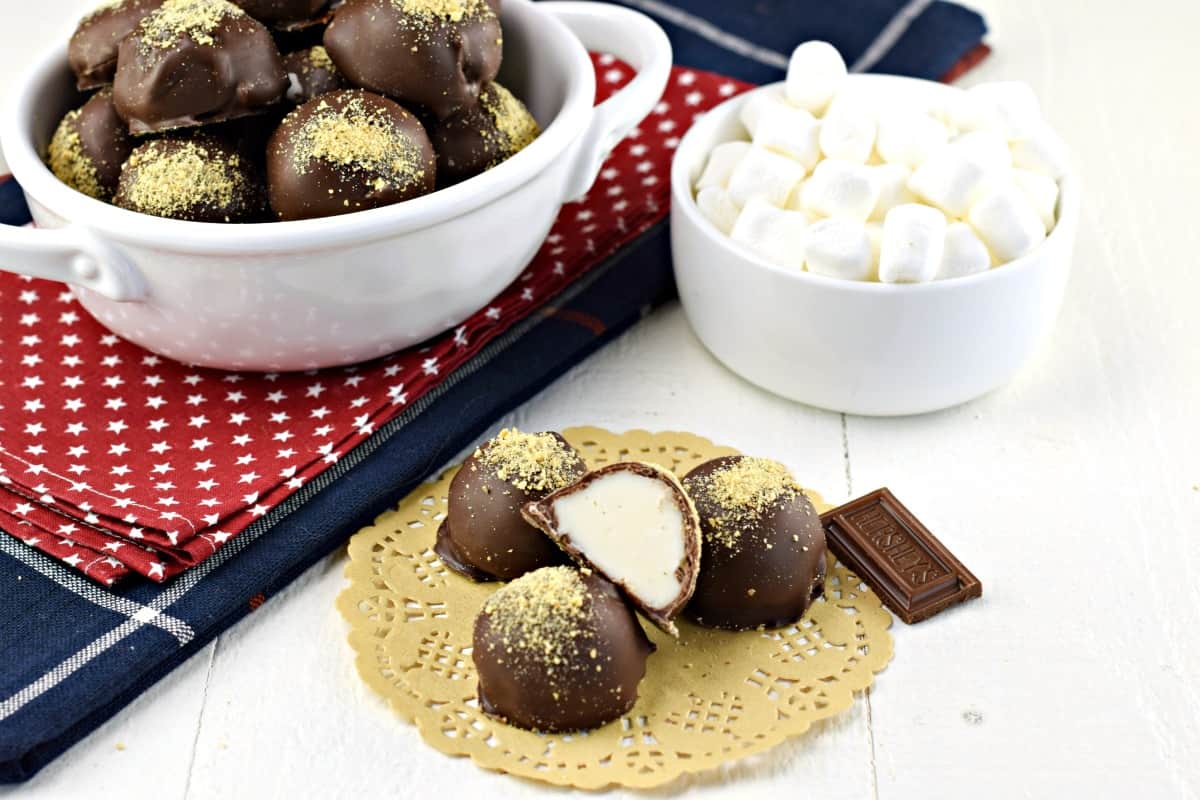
[147,562,165,579]
[145,395,166,409]
[229,412,249,425]
[422,358,440,376]
[195,460,215,472]
[192,437,212,451]
[147,419,169,432]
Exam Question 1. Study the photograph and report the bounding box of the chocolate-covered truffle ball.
[324,0,502,119]
[266,89,435,220]
[682,456,827,631]
[113,0,288,134]
[282,46,349,104]
[231,0,327,25]
[436,429,587,582]
[473,567,654,733]
[47,90,135,201]
[427,82,538,185]
[68,0,166,90]
[114,135,268,222]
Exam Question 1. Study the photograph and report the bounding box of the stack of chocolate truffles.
[49,0,541,222]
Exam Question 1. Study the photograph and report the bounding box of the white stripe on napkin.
[850,0,935,72]
[0,536,194,644]
[616,0,791,69]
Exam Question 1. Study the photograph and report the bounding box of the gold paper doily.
[338,428,894,789]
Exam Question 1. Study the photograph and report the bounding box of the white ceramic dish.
[671,76,1080,417]
[0,0,671,371]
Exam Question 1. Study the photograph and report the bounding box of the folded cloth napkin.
[0,0,987,782]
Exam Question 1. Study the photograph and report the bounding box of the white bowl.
[671,76,1080,417]
[0,0,671,371]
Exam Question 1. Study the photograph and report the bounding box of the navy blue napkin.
[0,0,986,783]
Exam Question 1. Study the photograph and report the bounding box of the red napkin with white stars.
[0,57,751,585]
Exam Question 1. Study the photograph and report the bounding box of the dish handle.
[0,222,147,301]
[543,1,673,202]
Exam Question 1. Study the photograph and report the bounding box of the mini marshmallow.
[938,222,992,280]
[865,221,884,279]
[879,203,947,284]
[696,187,741,235]
[726,145,807,208]
[1012,168,1059,232]
[695,141,752,191]
[801,159,880,221]
[1011,123,1070,179]
[803,218,873,281]
[908,145,1002,218]
[876,111,949,168]
[730,196,809,269]
[940,90,1000,134]
[967,184,1046,262]
[967,81,1042,141]
[785,41,847,113]
[739,91,790,137]
[868,163,916,222]
[950,130,1012,173]
[819,102,876,163]
[753,104,822,170]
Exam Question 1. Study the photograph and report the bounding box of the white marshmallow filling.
[541,470,690,612]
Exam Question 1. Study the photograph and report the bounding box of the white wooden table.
[3,1,1199,797]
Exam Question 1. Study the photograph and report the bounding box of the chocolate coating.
[266,89,436,220]
[112,0,287,134]
[324,0,502,119]
[231,0,327,24]
[282,46,349,104]
[47,90,136,201]
[68,0,166,90]
[427,81,538,185]
[436,430,587,582]
[114,135,268,222]
[682,456,828,631]
[473,567,654,733]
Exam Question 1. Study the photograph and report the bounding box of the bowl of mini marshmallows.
[671,42,1080,416]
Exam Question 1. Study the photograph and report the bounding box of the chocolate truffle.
[473,567,654,733]
[231,0,327,25]
[112,0,288,134]
[47,90,135,201]
[68,0,166,90]
[324,0,502,119]
[265,89,436,220]
[282,46,349,104]
[523,462,701,636]
[682,456,827,631]
[427,82,539,185]
[436,429,587,582]
[114,135,268,222]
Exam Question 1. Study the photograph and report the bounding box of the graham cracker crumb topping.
[475,429,579,493]
[482,567,589,678]
[48,110,104,200]
[137,0,242,51]
[394,0,490,22]
[688,457,802,549]
[288,95,424,187]
[481,83,539,157]
[120,137,250,219]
